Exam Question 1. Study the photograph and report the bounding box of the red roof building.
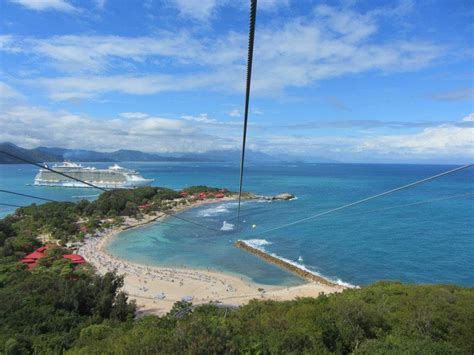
[63,254,86,264]
[19,246,86,269]
[138,203,152,210]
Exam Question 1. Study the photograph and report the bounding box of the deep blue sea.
[1,162,473,286]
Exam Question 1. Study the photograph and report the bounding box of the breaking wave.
[197,204,230,217]
[243,239,272,248]
[220,221,235,231]
[240,239,357,288]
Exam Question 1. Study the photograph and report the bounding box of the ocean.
[1,162,473,287]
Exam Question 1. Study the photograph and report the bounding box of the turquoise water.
[1,162,473,286]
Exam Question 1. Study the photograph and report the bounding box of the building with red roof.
[19,246,86,269]
[63,254,86,264]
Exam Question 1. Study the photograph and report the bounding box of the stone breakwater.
[252,193,295,201]
[234,240,340,287]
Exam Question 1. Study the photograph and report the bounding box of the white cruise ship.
[34,162,154,189]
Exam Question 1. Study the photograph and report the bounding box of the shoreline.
[79,197,346,315]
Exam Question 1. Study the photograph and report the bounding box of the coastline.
[78,197,346,315]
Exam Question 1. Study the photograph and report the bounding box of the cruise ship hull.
[33,179,154,189]
[33,163,154,189]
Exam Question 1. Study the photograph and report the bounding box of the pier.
[234,240,339,287]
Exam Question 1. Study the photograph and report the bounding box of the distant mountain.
[0,143,62,164]
[36,147,192,162]
[1,143,336,164]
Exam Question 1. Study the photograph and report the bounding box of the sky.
[0,0,473,163]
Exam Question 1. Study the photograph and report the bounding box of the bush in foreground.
[68,282,473,354]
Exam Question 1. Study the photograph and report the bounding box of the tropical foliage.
[0,188,473,354]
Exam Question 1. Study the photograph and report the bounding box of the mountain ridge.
[0,142,337,164]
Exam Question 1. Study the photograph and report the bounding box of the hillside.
[0,191,472,354]
[2,143,337,164]
[0,143,62,164]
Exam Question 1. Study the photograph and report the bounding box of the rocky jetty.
[251,193,295,201]
[234,241,339,287]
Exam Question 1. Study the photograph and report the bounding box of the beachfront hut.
[63,254,86,264]
[19,245,87,269]
[138,203,152,210]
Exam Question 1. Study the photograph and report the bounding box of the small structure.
[138,203,152,210]
[19,246,86,269]
[63,254,86,264]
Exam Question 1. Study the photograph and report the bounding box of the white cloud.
[0,105,236,152]
[1,103,471,162]
[4,33,206,73]
[94,0,106,9]
[9,0,78,12]
[3,3,444,99]
[258,0,290,10]
[29,73,239,100]
[171,0,218,21]
[356,125,474,158]
[181,113,217,123]
[169,0,289,21]
[0,82,25,101]
[228,109,240,117]
[462,113,474,122]
[119,112,150,119]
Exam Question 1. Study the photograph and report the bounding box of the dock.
[234,240,339,287]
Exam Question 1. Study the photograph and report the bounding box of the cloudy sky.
[0,0,473,163]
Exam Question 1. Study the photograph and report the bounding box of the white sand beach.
[78,199,346,315]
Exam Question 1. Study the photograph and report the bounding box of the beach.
[78,198,346,315]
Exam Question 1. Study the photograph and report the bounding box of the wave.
[240,239,357,288]
[220,221,235,231]
[243,239,272,248]
[197,204,230,217]
[72,194,99,199]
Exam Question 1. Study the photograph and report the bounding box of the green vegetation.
[0,188,473,354]
[67,282,473,354]
[182,185,229,195]
[0,260,136,354]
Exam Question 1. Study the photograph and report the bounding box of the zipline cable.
[228,191,474,226]
[256,163,473,235]
[0,189,57,202]
[349,191,474,217]
[0,150,222,233]
[0,202,25,208]
[237,0,257,220]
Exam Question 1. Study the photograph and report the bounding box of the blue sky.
[0,0,473,163]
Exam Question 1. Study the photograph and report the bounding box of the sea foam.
[240,239,357,288]
[243,239,272,248]
[197,204,230,217]
[220,221,235,231]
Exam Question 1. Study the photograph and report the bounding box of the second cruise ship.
[34,162,154,189]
